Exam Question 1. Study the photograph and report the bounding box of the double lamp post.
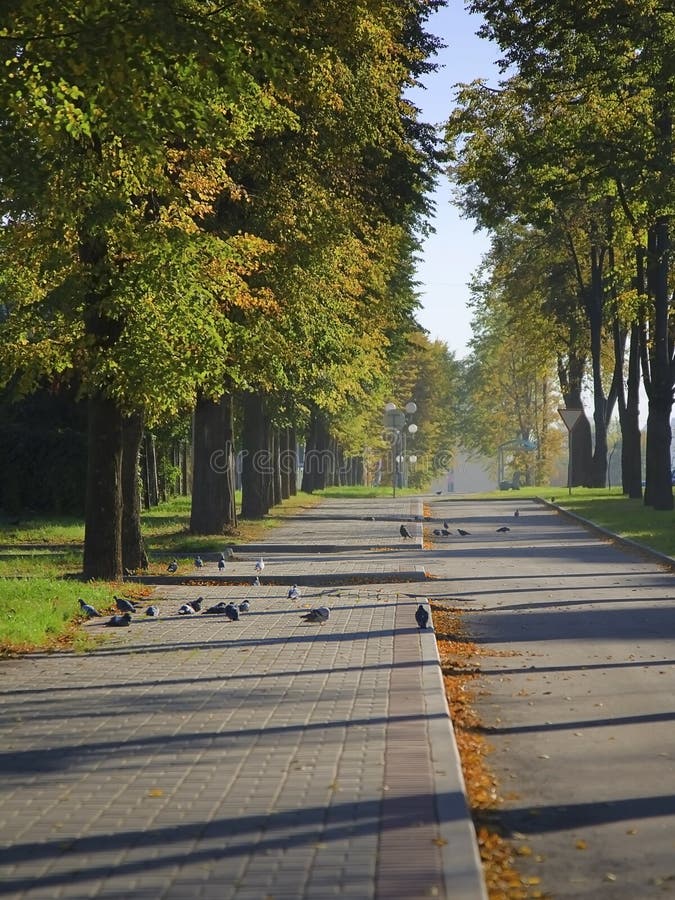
[384,401,418,497]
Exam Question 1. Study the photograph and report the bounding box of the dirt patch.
[431,603,551,900]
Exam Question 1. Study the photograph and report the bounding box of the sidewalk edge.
[421,612,488,900]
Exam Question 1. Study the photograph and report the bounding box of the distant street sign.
[558,408,583,431]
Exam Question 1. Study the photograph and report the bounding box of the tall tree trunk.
[642,217,674,509]
[557,348,593,486]
[83,394,123,580]
[280,427,292,500]
[121,411,148,571]
[301,409,330,492]
[588,245,608,487]
[271,427,282,507]
[240,391,271,519]
[190,392,237,534]
[143,432,159,508]
[622,324,643,499]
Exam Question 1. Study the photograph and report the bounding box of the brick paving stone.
[0,496,486,900]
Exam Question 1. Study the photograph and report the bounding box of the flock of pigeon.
[78,510,516,634]
[430,509,520,538]
[76,553,330,628]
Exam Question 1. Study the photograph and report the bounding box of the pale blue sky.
[408,3,501,359]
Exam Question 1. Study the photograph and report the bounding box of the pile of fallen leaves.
[431,603,549,900]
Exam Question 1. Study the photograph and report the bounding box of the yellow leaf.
[575,839,587,850]
[148,788,164,798]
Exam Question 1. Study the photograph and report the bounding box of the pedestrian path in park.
[0,497,485,900]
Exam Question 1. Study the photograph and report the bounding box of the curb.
[422,604,488,899]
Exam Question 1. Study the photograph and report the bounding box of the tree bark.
[190,392,237,533]
[557,349,593,486]
[240,391,272,519]
[642,217,674,510]
[121,411,148,571]
[83,394,123,580]
[271,428,283,507]
[301,409,330,493]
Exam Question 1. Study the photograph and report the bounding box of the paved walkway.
[0,498,485,900]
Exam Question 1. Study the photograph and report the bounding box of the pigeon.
[514,509,520,518]
[432,529,442,536]
[145,605,159,617]
[189,597,203,612]
[78,598,101,618]
[167,558,178,574]
[415,605,429,629]
[457,528,471,536]
[218,558,225,572]
[287,584,300,600]
[238,600,250,613]
[435,490,442,495]
[255,557,265,574]
[218,552,226,562]
[115,596,137,614]
[443,521,450,530]
[226,548,235,561]
[252,576,260,586]
[224,603,239,621]
[441,529,451,536]
[400,524,412,539]
[178,603,196,615]
[105,612,132,627]
[204,601,229,615]
[194,555,204,568]
[300,607,330,624]
[496,526,510,533]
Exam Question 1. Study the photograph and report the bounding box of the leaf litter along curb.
[430,603,551,900]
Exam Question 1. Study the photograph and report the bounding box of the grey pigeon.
[238,600,250,612]
[252,576,260,586]
[178,603,196,615]
[441,529,451,536]
[443,520,450,530]
[204,601,229,615]
[218,559,225,572]
[190,597,203,612]
[224,603,239,621]
[115,596,137,614]
[415,605,429,629]
[300,607,330,624]
[105,612,132,627]
[400,524,412,539]
[255,557,265,574]
[167,558,178,574]
[457,528,471,536]
[287,584,300,600]
[514,509,520,518]
[194,555,204,568]
[145,605,159,617]
[432,529,442,536]
[78,598,101,618]
[496,526,510,533]
[218,552,226,563]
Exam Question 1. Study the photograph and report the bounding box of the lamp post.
[384,402,418,496]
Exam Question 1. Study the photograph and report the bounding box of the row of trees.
[0,1,458,578]
[446,1,675,507]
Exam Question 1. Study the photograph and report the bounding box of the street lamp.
[384,402,418,496]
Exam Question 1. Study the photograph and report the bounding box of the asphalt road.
[423,496,675,899]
